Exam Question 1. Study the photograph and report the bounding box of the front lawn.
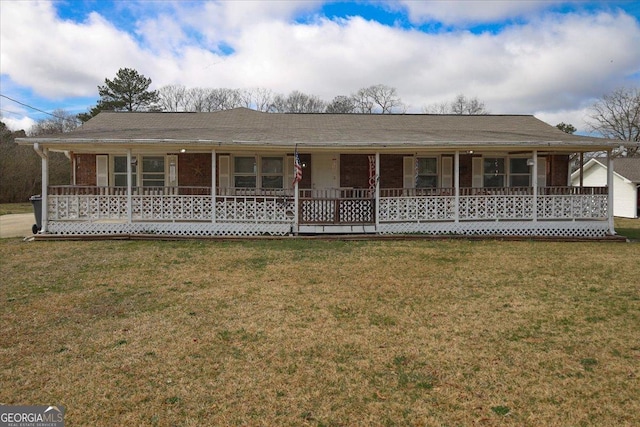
[1,239,638,426]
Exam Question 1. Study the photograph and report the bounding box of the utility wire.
[0,93,82,123]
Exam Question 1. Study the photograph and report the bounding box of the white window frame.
[509,157,531,187]
[110,154,170,188]
[415,156,439,188]
[232,155,285,189]
[483,157,506,188]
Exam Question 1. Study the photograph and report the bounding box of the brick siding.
[74,153,97,186]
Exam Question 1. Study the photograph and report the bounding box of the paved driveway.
[0,214,35,238]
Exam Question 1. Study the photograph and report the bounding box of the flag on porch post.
[293,146,303,186]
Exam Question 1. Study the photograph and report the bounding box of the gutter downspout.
[33,143,49,233]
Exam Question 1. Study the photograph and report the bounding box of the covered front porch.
[21,108,632,237]
[38,147,614,237]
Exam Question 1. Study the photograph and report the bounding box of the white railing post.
[211,149,216,224]
[375,152,380,232]
[127,149,133,224]
[454,150,460,223]
[607,150,615,234]
[41,146,49,232]
[532,150,538,222]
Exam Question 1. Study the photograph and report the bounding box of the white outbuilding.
[572,158,640,218]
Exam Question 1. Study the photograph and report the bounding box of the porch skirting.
[377,220,609,238]
[46,220,609,238]
[47,221,293,237]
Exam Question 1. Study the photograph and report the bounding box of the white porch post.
[375,152,380,232]
[127,149,132,224]
[607,149,615,234]
[211,149,216,224]
[41,146,49,233]
[454,150,460,223]
[532,150,538,222]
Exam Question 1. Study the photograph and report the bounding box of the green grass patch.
[0,202,33,215]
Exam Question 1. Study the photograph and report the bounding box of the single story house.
[18,108,638,237]
[571,157,640,218]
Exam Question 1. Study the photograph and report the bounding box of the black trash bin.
[29,195,42,234]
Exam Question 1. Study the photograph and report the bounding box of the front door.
[311,153,338,190]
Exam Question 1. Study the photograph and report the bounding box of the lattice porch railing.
[46,186,609,235]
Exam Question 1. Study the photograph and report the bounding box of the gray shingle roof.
[20,107,627,150]
[613,158,640,182]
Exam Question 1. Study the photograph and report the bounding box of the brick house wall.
[340,154,373,188]
[548,155,569,186]
[380,154,404,188]
[178,153,211,187]
[74,153,97,186]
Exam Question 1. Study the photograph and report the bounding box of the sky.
[1,0,639,135]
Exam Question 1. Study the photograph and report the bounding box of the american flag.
[292,148,303,186]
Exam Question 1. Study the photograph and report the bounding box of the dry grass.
[1,238,639,426]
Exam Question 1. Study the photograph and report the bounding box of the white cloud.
[398,0,566,25]
[0,1,159,98]
[1,0,639,132]
[2,115,36,133]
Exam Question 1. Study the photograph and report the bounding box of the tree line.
[77,68,491,118]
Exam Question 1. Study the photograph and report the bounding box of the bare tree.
[157,84,188,112]
[587,87,640,157]
[29,109,81,136]
[351,84,405,114]
[368,84,406,114]
[351,87,375,114]
[184,88,212,112]
[207,88,244,111]
[240,88,276,112]
[269,91,326,113]
[423,94,489,115]
[422,101,450,114]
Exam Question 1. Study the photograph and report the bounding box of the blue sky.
[1,1,639,134]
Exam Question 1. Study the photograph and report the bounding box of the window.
[416,157,438,188]
[261,157,284,188]
[509,158,530,187]
[233,156,284,188]
[483,158,505,187]
[113,156,137,187]
[142,156,165,187]
[111,155,168,187]
[234,157,256,188]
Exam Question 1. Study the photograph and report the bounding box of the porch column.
[211,149,216,224]
[454,150,460,223]
[375,152,380,232]
[532,150,538,222]
[607,149,615,234]
[37,144,49,233]
[127,149,132,224]
[579,152,584,187]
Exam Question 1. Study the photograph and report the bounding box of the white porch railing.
[48,186,294,223]
[47,186,608,225]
